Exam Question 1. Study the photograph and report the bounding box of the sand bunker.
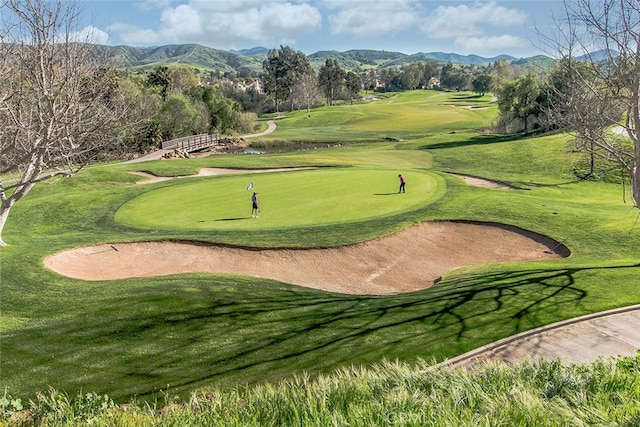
[44,222,567,295]
[129,167,315,185]
[451,173,517,190]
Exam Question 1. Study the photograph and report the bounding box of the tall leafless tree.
[544,0,640,208]
[293,71,322,115]
[0,0,126,245]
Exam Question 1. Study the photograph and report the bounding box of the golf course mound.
[44,221,569,295]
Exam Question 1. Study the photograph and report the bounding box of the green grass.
[254,91,496,145]
[115,168,444,230]
[4,355,639,426]
[1,90,639,408]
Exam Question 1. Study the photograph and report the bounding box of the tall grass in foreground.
[3,353,638,426]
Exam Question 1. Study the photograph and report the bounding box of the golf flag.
[247,182,253,191]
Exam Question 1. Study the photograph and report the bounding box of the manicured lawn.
[255,90,496,144]
[1,91,638,404]
[115,168,444,230]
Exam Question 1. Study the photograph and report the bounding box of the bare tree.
[0,0,127,245]
[293,71,322,115]
[544,0,640,208]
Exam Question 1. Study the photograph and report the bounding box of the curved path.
[444,304,640,367]
[242,119,277,138]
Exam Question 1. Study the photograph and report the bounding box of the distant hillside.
[230,47,270,57]
[377,52,513,68]
[309,49,408,69]
[510,55,556,70]
[414,52,516,65]
[90,43,555,74]
[92,43,265,73]
[576,49,617,63]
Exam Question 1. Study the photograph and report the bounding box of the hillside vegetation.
[91,44,265,73]
[90,43,546,73]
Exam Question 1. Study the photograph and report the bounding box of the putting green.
[115,168,445,230]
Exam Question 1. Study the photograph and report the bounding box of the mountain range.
[93,43,555,74]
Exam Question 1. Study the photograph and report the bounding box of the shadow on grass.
[444,94,486,103]
[422,133,524,150]
[4,263,638,402]
[509,177,591,188]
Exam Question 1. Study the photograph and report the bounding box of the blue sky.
[75,0,567,58]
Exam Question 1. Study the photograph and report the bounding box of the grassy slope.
[5,356,640,426]
[1,91,638,403]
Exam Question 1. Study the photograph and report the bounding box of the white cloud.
[133,0,173,11]
[455,35,530,55]
[325,0,421,37]
[159,4,203,40]
[97,0,541,56]
[119,0,322,49]
[221,3,322,41]
[182,0,278,14]
[70,25,110,45]
[109,24,160,45]
[421,1,527,39]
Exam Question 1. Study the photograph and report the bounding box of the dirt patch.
[44,222,567,295]
[451,173,517,190]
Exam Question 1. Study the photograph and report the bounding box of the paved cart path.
[444,304,640,367]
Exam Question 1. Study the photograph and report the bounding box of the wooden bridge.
[161,133,219,153]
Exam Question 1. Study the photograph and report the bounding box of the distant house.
[234,79,263,93]
[427,77,440,89]
[373,79,386,90]
[202,74,264,94]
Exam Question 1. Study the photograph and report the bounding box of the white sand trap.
[451,173,517,190]
[129,167,315,185]
[44,222,568,295]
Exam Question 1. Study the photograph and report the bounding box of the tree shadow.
[508,178,589,188]
[445,94,485,102]
[422,133,524,150]
[5,263,638,402]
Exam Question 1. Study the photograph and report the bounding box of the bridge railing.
[161,133,219,152]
